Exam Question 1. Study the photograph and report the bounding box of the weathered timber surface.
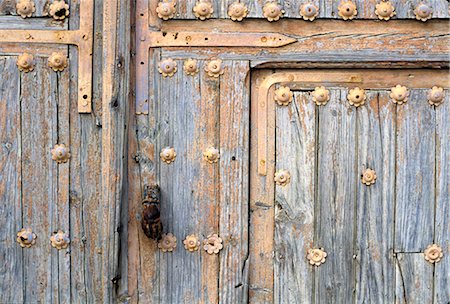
[395,253,433,303]
[0,56,22,304]
[167,0,449,19]
[130,59,250,303]
[395,90,435,252]
[0,16,67,29]
[0,0,72,17]
[274,91,316,303]
[314,89,357,303]
[355,91,396,303]
[435,90,450,304]
[218,61,250,304]
[160,20,449,64]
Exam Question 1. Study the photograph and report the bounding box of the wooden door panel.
[158,0,450,20]
[250,69,449,303]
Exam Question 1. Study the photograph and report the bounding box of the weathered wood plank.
[435,90,449,304]
[355,91,396,303]
[218,61,250,304]
[314,89,357,303]
[0,0,74,17]
[0,56,23,303]
[0,16,68,29]
[395,89,435,252]
[20,57,58,303]
[274,91,316,303]
[395,253,433,303]
[170,0,449,19]
[160,19,450,64]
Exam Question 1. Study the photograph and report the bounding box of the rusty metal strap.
[0,1,94,113]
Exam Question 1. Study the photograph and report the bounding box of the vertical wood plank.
[315,89,357,303]
[218,61,250,304]
[274,91,316,303]
[395,253,433,303]
[355,91,395,303]
[395,90,435,252]
[247,0,264,18]
[0,56,23,303]
[21,58,58,303]
[434,91,449,304]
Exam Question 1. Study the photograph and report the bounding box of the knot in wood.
[338,1,358,20]
[390,84,409,105]
[263,2,284,22]
[156,1,176,20]
[17,228,37,248]
[375,1,396,20]
[428,86,445,107]
[16,53,35,73]
[347,87,366,107]
[48,52,68,72]
[16,0,35,18]
[312,86,330,106]
[50,230,70,250]
[228,2,248,21]
[300,3,319,21]
[49,0,70,20]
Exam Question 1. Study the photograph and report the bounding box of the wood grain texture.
[20,58,58,303]
[0,56,23,304]
[274,91,316,303]
[314,89,357,303]
[435,90,449,304]
[160,19,449,64]
[218,61,250,304]
[355,91,396,303]
[395,90,435,252]
[0,0,54,17]
[169,0,449,19]
[395,253,433,303]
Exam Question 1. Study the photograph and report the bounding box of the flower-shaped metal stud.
[51,144,71,164]
[160,147,177,164]
[17,53,35,73]
[228,2,248,21]
[50,230,70,250]
[263,2,284,22]
[48,52,68,72]
[203,233,223,254]
[414,3,432,22]
[300,3,319,21]
[312,86,330,106]
[375,1,396,20]
[338,1,357,20]
[49,0,70,20]
[424,244,444,264]
[183,59,199,76]
[428,86,445,107]
[361,168,377,186]
[158,58,177,77]
[158,233,177,252]
[193,0,213,20]
[183,234,200,252]
[274,169,291,186]
[347,87,366,107]
[274,86,293,106]
[156,0,176,20]
[203,147,220,164]
[17,228,37,248]
[205,59,224,78]
[390,85,409,105]
[307,248,327,266]
[16,0,35,18]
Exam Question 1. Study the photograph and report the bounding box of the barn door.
[249,69,450,303]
